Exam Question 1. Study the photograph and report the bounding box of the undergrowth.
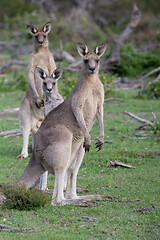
[1,184,50,210]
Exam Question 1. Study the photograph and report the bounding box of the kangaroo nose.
[47,88,52,92]
[89,67,95,73]
[39,41,43,45]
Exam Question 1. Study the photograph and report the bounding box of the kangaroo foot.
[17,152,28,159]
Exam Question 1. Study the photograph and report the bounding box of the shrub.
[138,81,160,99]
[1,184,50,210]
[0,71,28,92]
[118,44,160,78]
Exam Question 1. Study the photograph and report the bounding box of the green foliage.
[58,70,79,99]
[0,0,39,23]
[0,71,28,92]
[138,81,160,99]
[151,122,160,136]
[118,44,160,78]
[58,70,115,100]
[1,184,49,210]
[99,72,115,97]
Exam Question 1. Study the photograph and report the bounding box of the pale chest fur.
[44,95,64,116]
[31,51,56,97]
[79,81,104,131]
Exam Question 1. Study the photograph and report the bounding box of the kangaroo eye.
[96,59,99,63]
[43,82,47,86]
[84,59,88,64]
[44,35,46,39]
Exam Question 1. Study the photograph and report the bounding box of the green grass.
[0,89,160,239]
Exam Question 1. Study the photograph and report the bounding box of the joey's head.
[35,67,63,95]
[27,22,51,49]
[77,43,107,75]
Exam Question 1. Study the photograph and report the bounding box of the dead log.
[124,111,154,127]
[0,60,28,74]
[139,66,160,81]
[0,50,76,74]
[0,41,19,51]
[108,160,135,168]
[102,4,141,71]
[0,224,34,232]
[104,97,124,102]
[53,51,76,63]
[122,135,148,140]
[0,129,21,137]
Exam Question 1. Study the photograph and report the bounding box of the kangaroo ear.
[94,44,107,57]
[42,22,51,34]
[77,43,89,57]
[52,68,63,81]
[35,67,47,81]
[27,25,38,35]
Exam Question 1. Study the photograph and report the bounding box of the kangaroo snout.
[89,67,95,73]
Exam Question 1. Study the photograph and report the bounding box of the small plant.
[151,122,160,136]
[1,184,50,210]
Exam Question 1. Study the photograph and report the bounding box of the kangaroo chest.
[34,53,56,96]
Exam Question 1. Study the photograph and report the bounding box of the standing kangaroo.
[35,67,64,190]
[17,43,107,205]
[17,22,56,159]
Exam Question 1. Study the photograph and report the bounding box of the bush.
[118,44,160,78]
[1,184,50,210]
[0,71,28,92]
[138,81,160,99]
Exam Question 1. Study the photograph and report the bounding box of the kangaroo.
[17,22,56,159]
[17,43,107,205]
[35,67,64,190]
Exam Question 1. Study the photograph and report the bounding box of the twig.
[108,160,135,168]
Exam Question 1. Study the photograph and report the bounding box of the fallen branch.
[53,50,76,63]
[139,66,160,81]
[0,129,21,137]
[0,59,28,74]
[0,41,19,51]
[124,111,154,127]
[122,135,148,140]
[0,224,34,232]
[104,97,124,102]
[108,160,135,169]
